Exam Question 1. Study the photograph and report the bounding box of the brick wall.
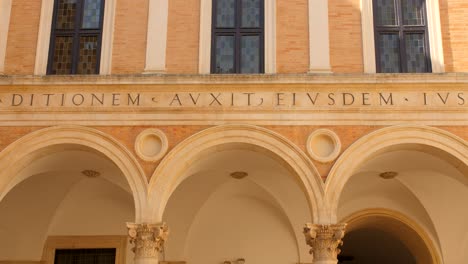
[166,0,200,74]
[111,0,148,74]
[440,0,468,72]
[328,0,364,73]
[4,0,41,74]
[276,0,310,73]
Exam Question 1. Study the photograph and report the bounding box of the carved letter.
[72,94,85,106]
[343,93,355,106]
[437,92,450,105]
[91,93,105,106]
[189,93,201,105]
[128,94,141,106]
[112,93,121,106]
[170,94,182,106]
[307,93,319,105]
[379,93,394,105]
[11,94,23,106]
[209,93,222,106]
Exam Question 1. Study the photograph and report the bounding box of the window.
[47,0,105,75]
[211,0,264,74]
[373,0,431,73]
[55,248,116,264]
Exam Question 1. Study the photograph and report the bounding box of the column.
[308,0,332,73]
[303,223,347,264]
[144,0,169,73]
[127,222,170,264]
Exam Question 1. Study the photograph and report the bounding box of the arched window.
[47,0,105,75]
[373,0,431,73]
[211,0,264,74]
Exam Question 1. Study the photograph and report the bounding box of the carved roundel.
[135,129,168,162]
[306,129,341,163]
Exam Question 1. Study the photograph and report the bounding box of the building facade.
[0,0,467,264]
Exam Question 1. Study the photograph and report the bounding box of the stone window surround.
[361,0,445,73]
[34,0,116,75]
[0,0,12,74]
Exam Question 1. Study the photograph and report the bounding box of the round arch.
[341,208,442,264]
[148,124,324,223]
[0,125,148,222]
[325,125,468,222]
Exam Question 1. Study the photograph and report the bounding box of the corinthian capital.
[127,222,169,258]
[303,223,347,262]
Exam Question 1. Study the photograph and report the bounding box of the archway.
[339,210,440,264]
[0,126,148,263]
[148,125,324,264]
[327,125,468,264]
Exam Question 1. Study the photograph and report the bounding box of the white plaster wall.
[0,149,135,263]
[185,180,298,264]
[163,149,311,263]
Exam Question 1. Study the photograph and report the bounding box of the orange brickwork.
[165,0,200,74]
[111,0,148,74]
[4,0,41,75]
[328,0,364,73]
[1,125,465,181]
[276,0,310,73]
[439,0,468,72]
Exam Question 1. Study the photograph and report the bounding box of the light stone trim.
[34,0,116,75]
[199,0,276,74]
[306,129,341,163]
[0,0,12,74]
[42,236,127,264]
[325,125,468,223]
[148,124,324,223]
[5,73,468,85]
[341,209,442,264]
[144,0,168,73]
[135,128,169,162]
[0,125,149,222]
[308,0,331,73]
[361,0,445,73]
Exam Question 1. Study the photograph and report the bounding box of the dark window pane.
[55,249,116,264]
[56,0,77,29]
[82,0,102,29]
[405,33,427,72]
[215,35,235,73]
[216,0,235,28]
[51,36,74,75]
[402,0,424,25]
[375,0,397,26]
[78,36,99,74]
[378,33,401,73]
[241,0,260,28]
[240,35,260,73]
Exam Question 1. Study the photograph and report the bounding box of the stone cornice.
[2,73,468,86]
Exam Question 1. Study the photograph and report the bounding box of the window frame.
[35,0,116,75]
[360,0,445,73]
[373,0,432,73]
[41,236,127,264]
[210,0,265,74]
[46,0,106,75]
[199,0,275,74]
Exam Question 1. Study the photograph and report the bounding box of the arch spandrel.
[147,124,325,223]
[325,125,468,222]
[0,125,148,222]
